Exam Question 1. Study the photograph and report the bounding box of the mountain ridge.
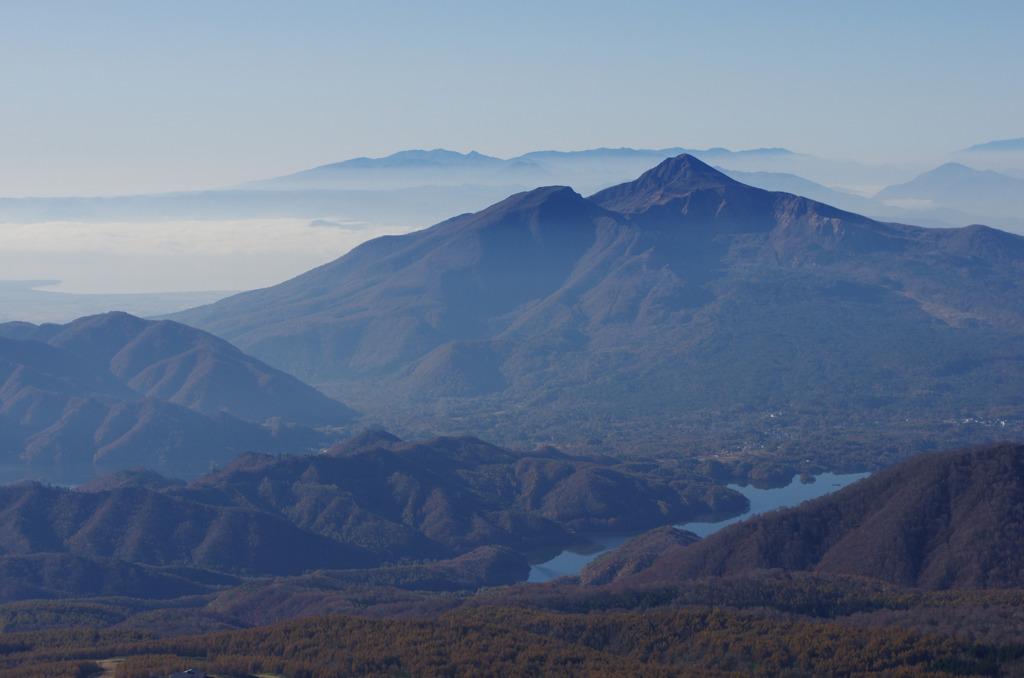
[617,442,1024,590]
[0,432,746,597]
[166,154,1024,463]
[874,162,1024,218]
[0,312,357,481]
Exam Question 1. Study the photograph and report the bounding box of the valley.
[2,151,1024,676]
[8,445,1024,676]
[170,154,1024,468]
[528,470,870,582]
[6,1,1024,672]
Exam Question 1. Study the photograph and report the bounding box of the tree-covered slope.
[624,442,1024,589]
[0,433,745,601]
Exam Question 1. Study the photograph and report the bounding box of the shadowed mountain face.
[621,442,1024,590]
[0,312,356,481]
[171,155,1024,462]
[0,481,374,579]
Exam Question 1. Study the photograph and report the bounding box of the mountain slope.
[964,138,1024,153]
[0,433,744,597]
[174,186,617,378]
[874,163,1024,218]
[623,442,1024,590]
[239,149,540,191]
[33,312,356,426]
[0,481,374,576]
[0,552,216,602]
[171,155,1024,463]
[180,433,743,556]
[0,312,356,481]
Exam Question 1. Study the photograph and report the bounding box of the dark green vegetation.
[172,155,1024,468]
[0,312,356,481]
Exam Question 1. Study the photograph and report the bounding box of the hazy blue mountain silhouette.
[171,155,1024,461]
[874,162,1024,218]
[0,312,356,480]
[963,137,1024,152]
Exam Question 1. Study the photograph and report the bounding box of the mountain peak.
[643,153,741,187]
[378,149,501,166]
[963,137,1024,153]
[588,153,746,213]
[461,185,598,228]
[874,162,1023,202]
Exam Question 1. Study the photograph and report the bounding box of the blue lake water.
[527,471,870,582]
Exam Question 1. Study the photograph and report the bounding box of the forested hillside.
[0,433,745,601]
[606,442,1024,589]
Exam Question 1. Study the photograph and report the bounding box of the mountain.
[718,168,882,215]
[579,525,701,586]
[0,552,218,602]
[0,481,375,577]
[0,433,745,600]
[239,146,815,196]
[0,311,356,426]
[239,147,672,193]
[238,149,544,192]
[0,147,928,232]
[0,312,356,481]
[874,162,1024,219]
[170,154,1024,465]
[184,433,744,554]
[618,442,1024,590]
[963,138,1024,153]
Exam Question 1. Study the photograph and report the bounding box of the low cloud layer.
[0,218,414,293]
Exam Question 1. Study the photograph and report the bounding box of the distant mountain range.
[1,142,1020,246]
[170,154,1024,465]
[238,147,809,195]
[874,162,1024,218]
[8,142,1019,329]
[963,137,1024,153]
[603,442,1024,590]
[0,312,356,481]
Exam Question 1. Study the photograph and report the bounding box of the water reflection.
[527,471,869,582]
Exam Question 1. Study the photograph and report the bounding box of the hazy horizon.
[1,1,1021,316]
[1,1,1021,198]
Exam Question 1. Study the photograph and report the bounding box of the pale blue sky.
[1,0,1021,197]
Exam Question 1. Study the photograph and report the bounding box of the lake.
[527,471,870,582]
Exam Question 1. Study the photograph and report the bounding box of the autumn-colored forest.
[5,574,1024,677]
[7,445,1024,676]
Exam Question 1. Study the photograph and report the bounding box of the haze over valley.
[4,142,1024,323]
